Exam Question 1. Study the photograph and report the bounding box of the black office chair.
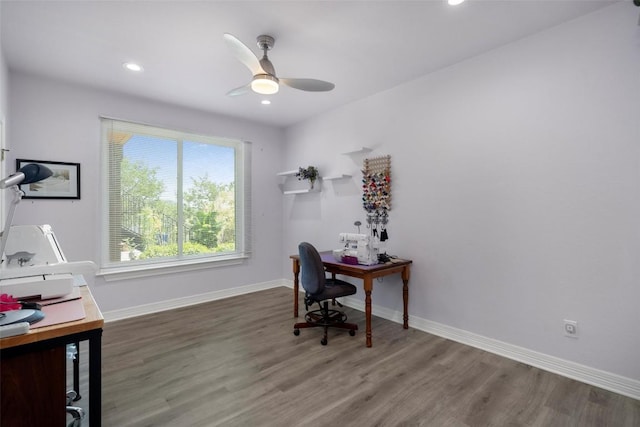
[293,242,358,345]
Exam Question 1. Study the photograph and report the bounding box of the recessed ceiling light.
[123,62,143,72]
[261,99,271,105]
[448,0,464,5]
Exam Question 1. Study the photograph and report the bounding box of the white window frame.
[98,117,251,281]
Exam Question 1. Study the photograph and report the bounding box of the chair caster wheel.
[321,338,327,345]
[293,329,300,336]
[349,330,356,336]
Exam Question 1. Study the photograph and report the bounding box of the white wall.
[283,3,640,381]
[0,2,6,116]
[0,38,6,117]
[8,72,286,312]
[1,4,9,228]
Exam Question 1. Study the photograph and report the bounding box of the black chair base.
[293,301,358,345]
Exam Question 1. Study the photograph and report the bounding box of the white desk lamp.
[0,163,53,262]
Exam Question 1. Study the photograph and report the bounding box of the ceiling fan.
[223,33,335,97]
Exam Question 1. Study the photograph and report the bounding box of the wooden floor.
[72,286,640,426]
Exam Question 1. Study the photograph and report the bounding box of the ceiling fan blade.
[280,78,335,92]
[226,84,251,97]
[223,33,264,75]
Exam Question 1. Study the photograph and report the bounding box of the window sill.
[98,254,249,282]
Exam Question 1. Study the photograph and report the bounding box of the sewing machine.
[334,232,379,266]
[0,225,96,299]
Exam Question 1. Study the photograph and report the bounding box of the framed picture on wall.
[16,159,81,199]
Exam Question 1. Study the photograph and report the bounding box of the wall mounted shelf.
[278,169,320,194]
[282,188,318,195]
[342,147,372,156]
[322,174,352,181]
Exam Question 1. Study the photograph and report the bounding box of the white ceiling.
[1,0,615,128]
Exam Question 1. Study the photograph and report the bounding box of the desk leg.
[402,265,410,329]
[364,276,373,347]
[89,329,103,427]
[292,259,300,318]
[73,341,81,400]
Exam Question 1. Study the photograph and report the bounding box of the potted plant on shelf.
[296,166,319,189]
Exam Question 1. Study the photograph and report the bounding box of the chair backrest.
[298,242,326,296]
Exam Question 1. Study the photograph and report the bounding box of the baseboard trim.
[416,317,640,401]
[338,294,640,401]
[103,279,287,322]
[105,280,640,400]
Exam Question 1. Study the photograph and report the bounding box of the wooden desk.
[1,286,104,427]
[290,251,412,347]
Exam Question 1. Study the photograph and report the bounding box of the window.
[100,118,251,277]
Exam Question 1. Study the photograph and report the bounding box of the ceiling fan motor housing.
[257,35,275,51]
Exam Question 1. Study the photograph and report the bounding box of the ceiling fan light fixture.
[251,74,279,95]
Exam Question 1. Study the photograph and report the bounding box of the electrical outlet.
[564,319,578,338]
